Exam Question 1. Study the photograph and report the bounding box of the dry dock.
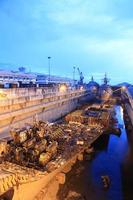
[0,88,117,200]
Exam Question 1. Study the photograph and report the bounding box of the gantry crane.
[77,67,84,85]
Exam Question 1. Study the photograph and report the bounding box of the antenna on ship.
[91,76,94,81]
[102,73,110,85]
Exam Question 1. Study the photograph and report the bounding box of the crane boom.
[77,67,84,85]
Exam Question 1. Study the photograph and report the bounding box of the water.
[89,106,128,200]
[58,106,133,200]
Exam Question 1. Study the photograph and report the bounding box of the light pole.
[48,56,51,83]
[73,66,76,86]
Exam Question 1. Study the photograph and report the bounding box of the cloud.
[0,0,133,84]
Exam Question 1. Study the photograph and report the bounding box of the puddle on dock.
[57,106,133,200]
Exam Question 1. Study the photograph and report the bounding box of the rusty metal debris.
[101,175,111,189]
[65,103,118,132]
[0,103,119,173]
[0,120,103,172]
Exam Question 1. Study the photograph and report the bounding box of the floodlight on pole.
[48,56,51,83]
[73,66,76,86]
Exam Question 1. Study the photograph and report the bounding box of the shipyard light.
[80,86,84,91]
[92,86,97,91]
[0,90,7,99]
[121,86,126,91]
[59,84,67,93]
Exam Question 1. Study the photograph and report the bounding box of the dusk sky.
[0,0,133,84]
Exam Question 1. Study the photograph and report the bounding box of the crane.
[77,67,84,85]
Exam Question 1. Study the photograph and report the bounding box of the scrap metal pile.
[0,121,103,171]
[65,104,116,129]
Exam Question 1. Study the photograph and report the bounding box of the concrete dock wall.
[125,103,133,126]
[122,88,133,127]
[0,88,90,138]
